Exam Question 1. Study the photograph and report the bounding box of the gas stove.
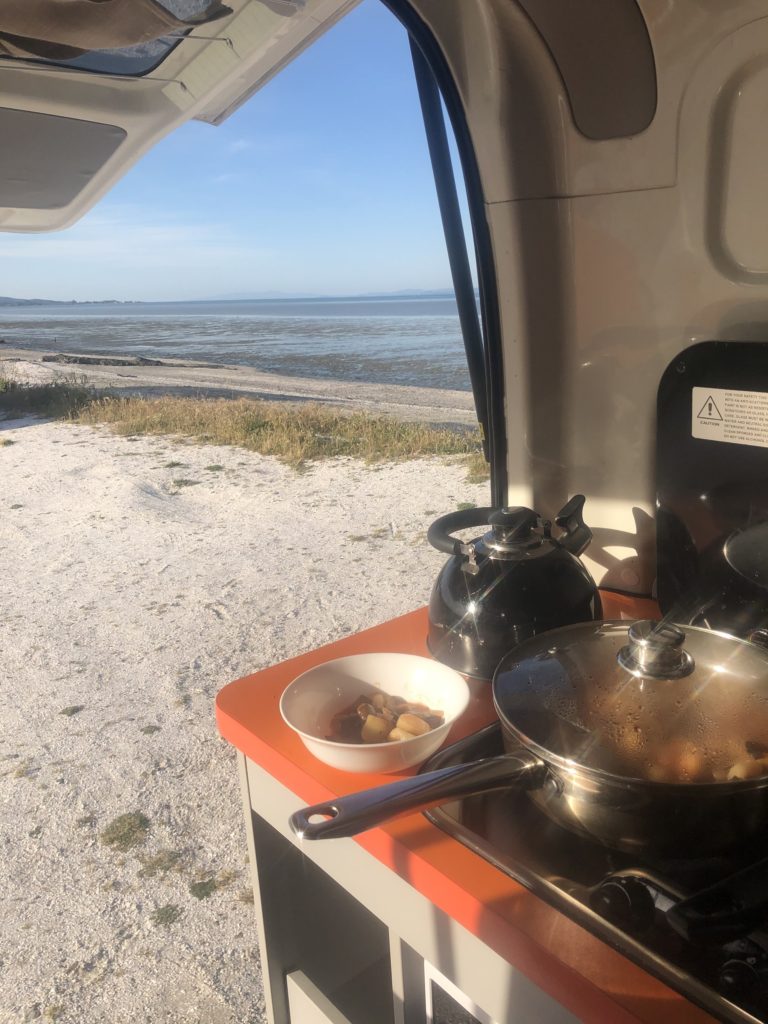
[422,725,768,1024]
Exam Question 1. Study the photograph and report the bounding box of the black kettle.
[427,495,602,679]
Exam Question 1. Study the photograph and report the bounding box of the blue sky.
[0,0,466,302]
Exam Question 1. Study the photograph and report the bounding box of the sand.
[0,411,488,1023]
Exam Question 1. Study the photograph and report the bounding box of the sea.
[0,294,472,392]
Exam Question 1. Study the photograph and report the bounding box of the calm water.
[0,295,472,391]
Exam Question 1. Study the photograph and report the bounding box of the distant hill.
[0,295,63,306]
[0,289,463,306]
[0,296,122,307]
[202,288,458,302]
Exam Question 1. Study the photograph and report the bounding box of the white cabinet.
[239,754,579,1024]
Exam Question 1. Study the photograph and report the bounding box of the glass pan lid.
[493,620,768,783]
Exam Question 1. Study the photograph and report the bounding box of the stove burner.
[589,875,656,934]
[421,725,768,1024]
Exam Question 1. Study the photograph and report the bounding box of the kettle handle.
[555,495,593,557]
[427,506,498,555]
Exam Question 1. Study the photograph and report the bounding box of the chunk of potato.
[361,714,391,744]
[396,713,430,737]
[387,727,411,742]
[727,758,768,781]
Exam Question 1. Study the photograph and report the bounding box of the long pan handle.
[668,855,768,943]
[290,751,545,840]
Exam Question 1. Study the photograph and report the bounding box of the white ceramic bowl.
[279,652,470,773]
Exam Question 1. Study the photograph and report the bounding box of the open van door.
[0,0,359,232]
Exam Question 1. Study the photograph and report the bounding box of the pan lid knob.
[618,620,696,679]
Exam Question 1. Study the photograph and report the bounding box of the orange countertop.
[216,594,717,1024]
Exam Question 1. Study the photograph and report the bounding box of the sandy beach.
[0,346,478,430]
[0,407,488,1023]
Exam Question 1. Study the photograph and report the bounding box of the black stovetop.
[421,725,768,1024]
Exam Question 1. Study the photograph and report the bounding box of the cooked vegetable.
[618,733,768,784]
[395,713,430,737]
[327,689,444,744]
[361,714,391,744]
[727,757,768,781]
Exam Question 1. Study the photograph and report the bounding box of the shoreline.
[0,345,478,429]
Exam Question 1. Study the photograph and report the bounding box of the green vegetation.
[151,904,183,927]
[189,868,239,900]
[59,704,85,717]
[0,376,487,476]
[0,374,92,417]
[100,812,150,852]
[137,849,185,878]
[189,877,218,900]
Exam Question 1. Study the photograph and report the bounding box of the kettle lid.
[481,506,549,557]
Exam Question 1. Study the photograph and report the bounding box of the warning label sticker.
[692,386,768,447]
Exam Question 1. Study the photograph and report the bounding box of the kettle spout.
[555,495,593,557]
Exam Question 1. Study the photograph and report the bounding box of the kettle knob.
[555,495,592,556]
[488,507,539,539]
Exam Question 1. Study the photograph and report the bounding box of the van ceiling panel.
[0,0,358,232]
[0,108,126,209]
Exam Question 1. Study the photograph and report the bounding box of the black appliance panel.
[656,340,768,635]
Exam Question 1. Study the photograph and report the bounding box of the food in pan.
[607,730,768,784]
[328,689,445,744]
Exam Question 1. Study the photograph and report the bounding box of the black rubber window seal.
[381,0,507,507]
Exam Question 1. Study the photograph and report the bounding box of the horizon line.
[0,287,470,307]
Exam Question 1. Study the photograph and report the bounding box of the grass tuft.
[100,812,150,852]
[0,374,93,418]
[0,378,488,477]
[59,705,85,717]
[137,849,184,878]
[151,904,182,928]
[189,868,239,899]
[77,396,484,470]
[189,877,218,900]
